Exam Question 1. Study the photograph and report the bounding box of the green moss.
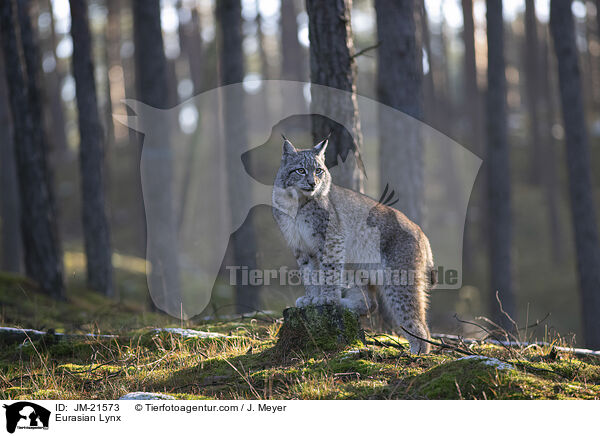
[2,276,600,400]
[275,305,365,356]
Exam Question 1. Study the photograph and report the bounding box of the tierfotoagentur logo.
[114,80,481,319]
[226,266,458,287]
[3,402,50,434]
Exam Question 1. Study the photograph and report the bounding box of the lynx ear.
[313,138,328,157]
[282,138,297,155]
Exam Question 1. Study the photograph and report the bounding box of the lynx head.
[275,136,331,198]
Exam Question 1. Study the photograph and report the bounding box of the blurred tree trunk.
[422,1,436,124]
[166,58,179,107]
[177,3,204,230]
[462,0,482,154]
[550,0,600,348]
[306,0,364,192]
[70,0,115,297]
[460,0,484,272]
[43,0,70,159]
[104,0,120,153]
[375,0,423,224]
[597,0,600,42]
[280,0,306,112]
[179,6,204,94]
[216,0,261,313]
[0,51,22,273]
[524,0,543,185]
[281,0,306,82]
[485,0,515,325]
[133,0,181,313]
[0,0,64,298]
[255,1,271,81]
[539,30,563,264]
[255,1,271,132]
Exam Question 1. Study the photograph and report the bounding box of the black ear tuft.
[313,136,329,156]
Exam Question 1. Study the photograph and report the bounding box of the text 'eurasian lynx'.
[272,138,434,354]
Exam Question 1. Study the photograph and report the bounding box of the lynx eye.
[315,168,324,176]
[295,168,306,175]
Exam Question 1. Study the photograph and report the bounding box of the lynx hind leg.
[377,284,431,354]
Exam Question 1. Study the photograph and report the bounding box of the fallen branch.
[399,327,474,356]
[431,333,600,358]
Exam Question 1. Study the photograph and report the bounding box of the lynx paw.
[311,293,340,306]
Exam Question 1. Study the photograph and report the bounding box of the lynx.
[272,137,435,354]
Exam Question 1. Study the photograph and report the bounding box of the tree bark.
[550,0,600,348]
[0,48,22,273]
[70,0,115,297]
[216,0,261,313]
[375,0,424,225]
[306,0,364,192]
[0,0,64,297]
[133,0,181,313]
[485,0,515,325]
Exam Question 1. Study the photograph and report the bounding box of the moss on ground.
[1,273,600,400]
[275,305,365,357]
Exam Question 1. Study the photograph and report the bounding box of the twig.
[351,41,381,59]
[399,327,474,356]
[495,290,520,335]
[454,314,518,358]
[221,357,261,400]
[431,333,600,358]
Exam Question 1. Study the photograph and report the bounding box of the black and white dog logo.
[3,402,50,433]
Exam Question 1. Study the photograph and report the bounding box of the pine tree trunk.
[70,0,115,297]
[0,0,64,298]
[280,0,307,112]
[524,0,543,185]
[485,0,515,325]
[539,32,563,264]
[460,0,484,272]
[133,0,181,313]
[179,6,204,94]
[281,0,306,82]
[0,51,22,273]
[597,0,600,43]
[306,0,364,192]
[375,0,424,224]
[550,0,600,348]
[462,0,482,154]
[216,0,261,313]
[43,0,70,158]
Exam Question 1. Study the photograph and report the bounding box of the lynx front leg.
[294,251,320,307]
[311,239,345,306]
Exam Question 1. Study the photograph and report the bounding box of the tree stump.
[275,304,365,356]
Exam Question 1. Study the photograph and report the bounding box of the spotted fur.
[272,138,434,354]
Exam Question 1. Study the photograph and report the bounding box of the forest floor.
[1,272,600,400]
